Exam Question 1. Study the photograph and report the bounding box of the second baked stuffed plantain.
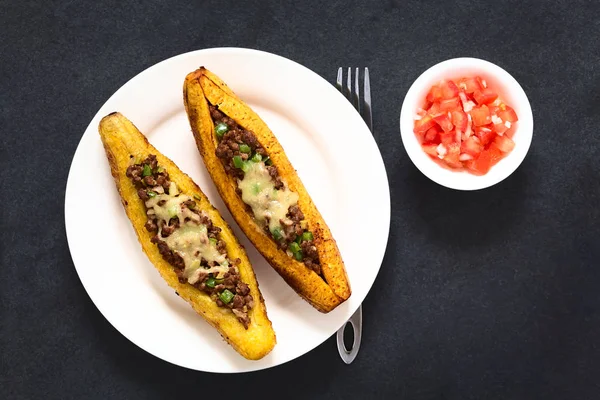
[98,112,276,360]
[183,67,351,313]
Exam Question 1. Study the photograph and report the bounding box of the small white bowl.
[399,57,533,191]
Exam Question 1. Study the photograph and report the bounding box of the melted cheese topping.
[144,182,228,284]
[164,224,228,283]
[237,161,299,232]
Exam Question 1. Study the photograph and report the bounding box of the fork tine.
[354,67,360,114]
[336,67,371,133]
[363,67,373,132]
[336,67,343,93]
[346,67,352,101]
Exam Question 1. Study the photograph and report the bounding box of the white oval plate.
[65,48,390,373]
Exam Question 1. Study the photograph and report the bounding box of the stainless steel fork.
[334,67,372,364]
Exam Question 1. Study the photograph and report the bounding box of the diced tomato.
[415,76,517,176]
[439,131,455,145]
[433,114,454,132]
[493,121,509,135]
[487,145,505,166]
[424,127,440,143]
[498,105,518,123]
[443,143,462,168]
[463,159,475,172]
[476,76,487,89]
[426,85,443,103]
[493,135,515,153]
[465,150,492,175]
[504,126,516,139]
[414,114,436,133]
[439,97,461,112]
[474,126,495,146]
[451,110,468,132]
[461,136,483,157]
[415,131,425,143]
[458,76,484,93]
[470,105,491,126]
[440,80,459,100]
[422,144,439,157]
[473,88,498,105]
[428,102,442,116]
[458,91,477,113]
[455,129,462,145]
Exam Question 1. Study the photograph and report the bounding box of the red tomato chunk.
[433,114,454,132]
[473,88,498,105]
[413,76,519,175]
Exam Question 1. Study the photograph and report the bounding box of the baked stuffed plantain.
[183,68,351,313]
[98,112,276,360]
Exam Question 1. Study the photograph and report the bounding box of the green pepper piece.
[295,235,302,244]
[264,157,273,166]
[205,277,216,288]
[193,194,202,201]
[142,164,152,177]
[209,238,217,246]
[302,231,314,242]
[219,289,234,304]
[271,227,283,240]
[239,144,251,154]
[155,166,165,173]
[215,122,228,139]
[289,241,301,254]
[233,155,244,169]
[147,191,157,198]
[242,162,251,173]
[251,153,262,163]
[293,251,303,261]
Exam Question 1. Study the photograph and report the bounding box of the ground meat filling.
[126,154,253,328]
[210,105,322,275]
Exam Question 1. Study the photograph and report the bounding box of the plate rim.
[64,47,391,373]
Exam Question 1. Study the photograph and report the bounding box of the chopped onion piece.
[459,153,473,161]
[491,115,503,125]
[437,143,447,159]
[464,114,472,138]
[459,93,475,112]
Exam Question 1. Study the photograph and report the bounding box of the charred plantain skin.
[98,112,276,360]
[183,68,351,313]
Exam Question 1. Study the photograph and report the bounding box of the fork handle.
[335,305,362,364]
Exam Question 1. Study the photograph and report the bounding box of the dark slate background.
[2,0,599,398]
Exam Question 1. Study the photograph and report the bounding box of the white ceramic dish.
[400,57,533,191]
[64,48,390,373]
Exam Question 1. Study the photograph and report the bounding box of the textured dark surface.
[2,0,600,398]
